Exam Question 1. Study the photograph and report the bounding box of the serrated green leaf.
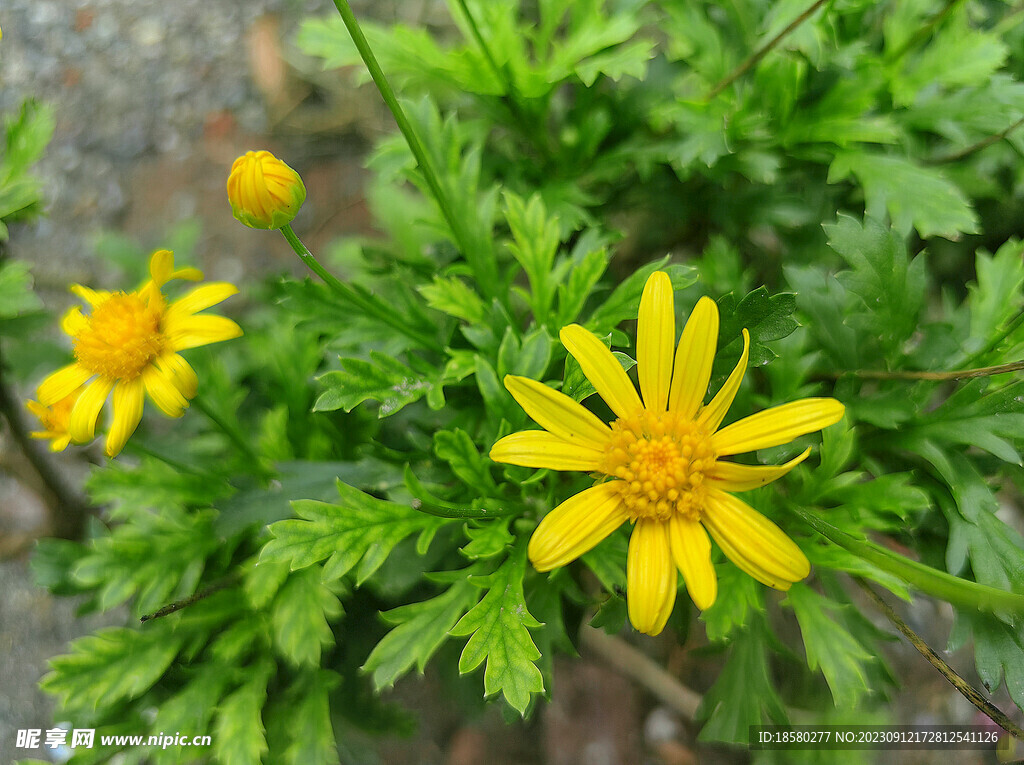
[363,576,480,690]
[260,481,448,585]
[787,583,875,708]
[449,544,545,714]
[828,151,978,239]
[967,239,1024,353]
[271,567,342,667]
[715,287,798,372]
[700,565,764,643]
[280,671,342,765]
[41,627,184,713]
[434,428,498,494]
[461,519,514,559]
[314,352,433,417]
[419,275,488,323]
[587,259,696,333]
[213,661,274,765]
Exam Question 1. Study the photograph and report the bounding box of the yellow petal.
[696,328,749,432]
[706,447,812,492]
[504,375,611,449]
[560,324,642,421]
[68,377,115,443]
[668,515,717,610]
[142,365,189,417]
[149,249,175,285]
[711,399,845,457]
[37,364,92,406]
[166,282,239,322]
[669,296,719,418]
[637,272,674,413]
[490,431,605,471]
[70,285,111,307]
[166,315,243,351]
[51,435,71,452]
[626,519,677,635]
[106,377,145,457]
[528,482,629,571]
[701,489,810,589]
[155,353,199,399]
[60,306,89,336]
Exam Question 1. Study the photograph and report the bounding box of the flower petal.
[637,272,674,413]
[528,482,629,571]
[504,375,611,449]
[68,377,114,443]
[37,364,93,406]
[166,315,243,351]
[490,431,605,471]
[60,306,89,336]
[149,249,175,285]
[706,447,812,492]
[668,515,717,610]
[166,282,239,322]
[701,489,810,589]
[626,519,677,636]
[155,353,199,399]
[696,328,749,432]
[560,324,642,421]
[669,296,719,418]
[142,365,189,417]
[106,377,145,457]
[69,285,111,307]
[711,399,845,457]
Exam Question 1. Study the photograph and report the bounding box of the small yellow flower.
[35,250,242,457]
[490,271,845,635]
[26,386,87,452]
[226,150,306,230]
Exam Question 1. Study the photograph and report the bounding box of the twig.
[705,0,829,100]
[855,578,1024,741]
[928,115,1024,165]
[825,359,1024,382]
[140,574,240,623]
[0,373,90,539]
[580,625,703,720]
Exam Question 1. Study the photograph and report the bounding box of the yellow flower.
[26,386,87,452]
[226,150,306,230]
[490,271,845,635]
[35,250,242,457]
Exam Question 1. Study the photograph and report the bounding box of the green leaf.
[966,239,1024,354]
[41,627,184,713]
[271,567,343,667]
[260,481,448,585]
[461,519,514,560]
[587,258,696,333]
[700,565,765,643]
[828,151,978,239]
[966,613,1024,713]
[314,352,433,417]
[555,245,608,326]
[505,192,561,323]
[280,671,342,765]
[449,544,545,714]
[786,583,875,708]
[434,428,498,494]
[363,576,480,690]
[715,287,798,371]
[213,660,274,765]
[697,620,788,743]
[0,260,42,319]
[419,275,488,323]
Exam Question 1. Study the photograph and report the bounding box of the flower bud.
[227,150,306,230]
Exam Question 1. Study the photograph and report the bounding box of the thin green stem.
[826,358,1024,382]
[330,0,502,298]
[855,578,1024,741]
[705,0,829,100]
[279,225,443,352]
[928,114,1024,165]
[140,572,241,623]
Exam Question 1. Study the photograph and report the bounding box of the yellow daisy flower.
[26,386,87,452]
[35,250,242,457]
[490,271,845,635]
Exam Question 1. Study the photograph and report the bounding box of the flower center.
[600,410,716,522]
[73,292,165,380]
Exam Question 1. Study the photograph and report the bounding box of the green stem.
[961,308,1024,368]
[705,0,829,100]
[856,578,1024,740]
[788,504,1024,616]
[826,358,1024,382]
[279,225,442,353]
[329,0,502,298]
[191,396,267,474]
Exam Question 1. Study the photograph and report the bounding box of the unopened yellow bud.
[226,150,306,230]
